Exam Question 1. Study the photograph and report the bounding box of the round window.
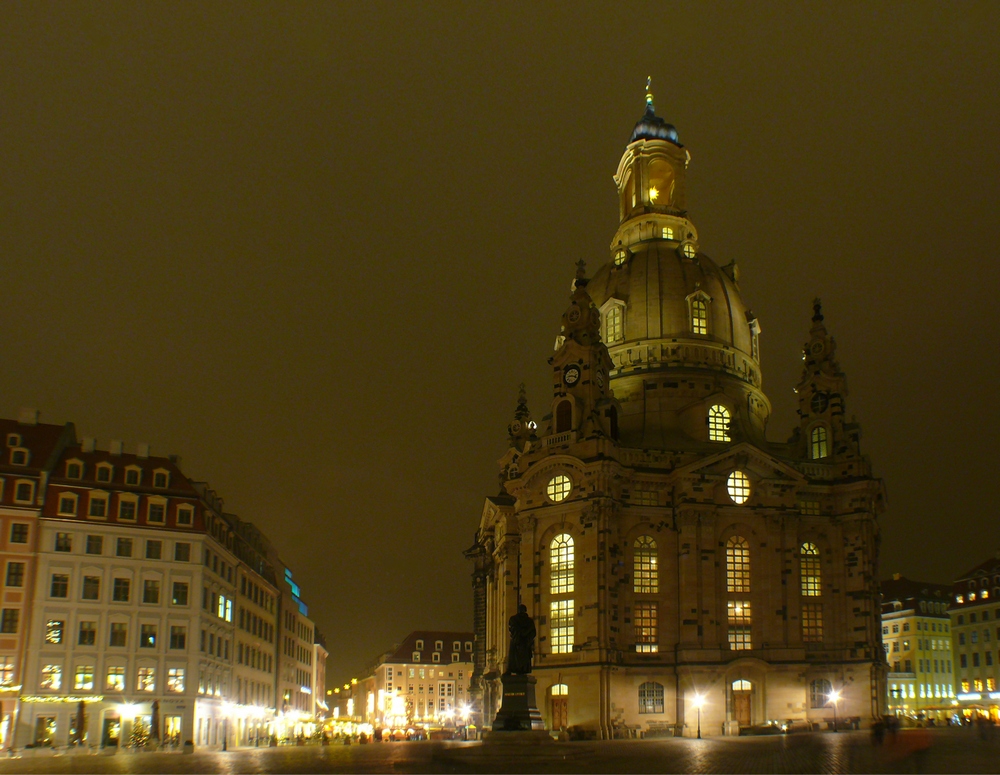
[727,470,750,505]
[680,242,697,259]
[547,474,572,502]
[613,248,628,267]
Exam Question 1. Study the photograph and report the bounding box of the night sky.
[3,3,999,688]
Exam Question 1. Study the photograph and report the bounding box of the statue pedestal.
[491,673,545,732]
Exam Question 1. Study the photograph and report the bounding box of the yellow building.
[880,575,954,721]
[467,89,887,738]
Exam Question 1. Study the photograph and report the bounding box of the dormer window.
[96,464,113,483]
[435,640,443,651]
[416,639,424,650]
[58,493,78,516]
[412,652,420,662]
[88,492,109,519]
[686,290,711,336]
[600,298,626,344]
[6,434,21,448]
[66,461,83,479]
[153,470,169,488]
[177,506,194,526]
[10,449,28,466]
[14,481,33,503]
[125,467,141,486]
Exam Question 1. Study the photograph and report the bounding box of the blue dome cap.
[630,77,681,145]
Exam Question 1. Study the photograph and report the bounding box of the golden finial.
[645,76,654,109]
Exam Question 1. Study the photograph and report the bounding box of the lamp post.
[828,689,841,733]
[692,693,705,739]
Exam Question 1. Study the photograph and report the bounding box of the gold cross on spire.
[645,76,654,109]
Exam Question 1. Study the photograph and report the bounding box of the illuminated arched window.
[550,534,574,594]
[800,543,821,596]
[726,536,750,593]
[691,298,708,335]
[634,536,658,593]
[708,405,730,442]
[606,306,623,342]
[810,426,829,459]
[732,679,751,692]
[550,683,568,696]
[727,470,750,504]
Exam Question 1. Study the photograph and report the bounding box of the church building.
[466,90,887,738]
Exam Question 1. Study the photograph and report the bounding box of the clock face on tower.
[564,365,581,386]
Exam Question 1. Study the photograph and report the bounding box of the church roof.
[630,102,681,145]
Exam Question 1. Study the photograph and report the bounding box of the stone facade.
[468,94,886,738]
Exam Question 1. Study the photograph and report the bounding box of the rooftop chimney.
[81,437,95,453]
[17,408,39,426]
[109,440,123,455]
[137,443,150,459]
[168,454,182,467]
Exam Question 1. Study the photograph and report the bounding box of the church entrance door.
[733,691,751,727]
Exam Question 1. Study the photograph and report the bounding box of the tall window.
[550,534,574,594]
[638,682,664,714]
[550,599,574,654]
[728,601,752,650]
[633,536,658,593]
[802,603,823,642]
[726,537,750,592]
[810,426,829,459]
[809,679,832,709]
[606,306,623,342]
[691,298,708,335]
[635,602,658,653]
[555,401,572,433]
[708,405,731,442]
[801,543,821,596]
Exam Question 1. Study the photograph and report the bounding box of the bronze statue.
[505,604,535,675]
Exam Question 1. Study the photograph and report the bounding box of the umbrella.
[150,700,161,744]
[75,701,86,745]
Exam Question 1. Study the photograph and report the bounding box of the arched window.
[809,679,832,709]
[606,306,623,342]
[726,537,750,593]
[550,684,568,696]
[634,536,658,593]
[732,679,752,692]
[810,426,829,459]
[556,400,572,433]
[638,682,664,714]
[708,405,730,442]
[691,298,708,335]
[800,543,821,596]
[550,534,574,594]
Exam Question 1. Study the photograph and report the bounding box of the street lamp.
[828,689,841,733]
[692,693,705,739]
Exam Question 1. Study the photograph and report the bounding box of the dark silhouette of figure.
[506,604,535,674]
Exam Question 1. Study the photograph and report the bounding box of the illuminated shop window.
[708,405,730,442]
[727,601,752,650]
[550,534,575,594]
[550,599,574,654]
[727,471,750,505]
[137,666,156,692]
[726,537,751,593]
[167,667,185,693]
[635,603,658,652]
[802,603,823,642]
[810,426,829,459]
[800,543,821,596]
[633,536,658,593]
[547,474,571,503]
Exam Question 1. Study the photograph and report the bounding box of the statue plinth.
[491,673,545,732]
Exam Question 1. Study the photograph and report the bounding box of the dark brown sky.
[2,2,999,688]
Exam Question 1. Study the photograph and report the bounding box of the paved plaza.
[0,728,999,774]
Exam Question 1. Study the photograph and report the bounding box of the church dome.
[587,245,754,360]
[629,103,681,145]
